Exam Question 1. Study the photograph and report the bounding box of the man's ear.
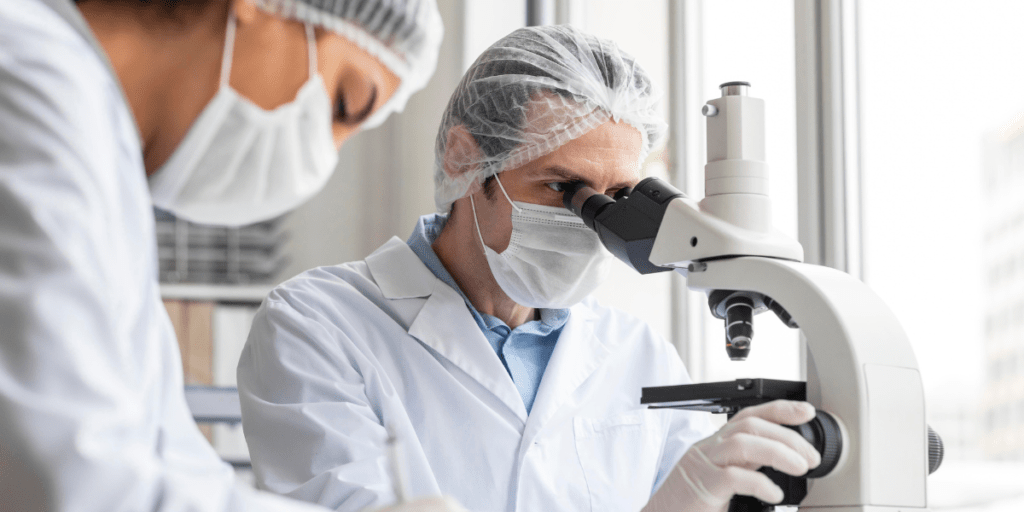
[443,124,484,191]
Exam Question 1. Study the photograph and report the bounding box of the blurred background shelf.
[160,283,273,304]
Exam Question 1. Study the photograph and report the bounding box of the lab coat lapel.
[408,282,529,422]
[365,237,436,299]
[368,239,528,422]
[520,304,610,446]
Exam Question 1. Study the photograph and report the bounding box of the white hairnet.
[433,25,666,212]
[253,0,443,128]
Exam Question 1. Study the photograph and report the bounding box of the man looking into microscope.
[238,25,821,512]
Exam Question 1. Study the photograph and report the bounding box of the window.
[696,0,800,384]
[858,0,1024,504]
[582,0,801,387]
[860,0,1024,463]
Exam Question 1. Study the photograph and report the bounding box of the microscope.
[562,82,943,512]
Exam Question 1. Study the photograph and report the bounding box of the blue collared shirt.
[406,214,569,414]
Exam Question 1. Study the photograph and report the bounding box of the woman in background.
[0,0,463,511]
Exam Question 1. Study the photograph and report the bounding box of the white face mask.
[470,175,614,309]
[148,14,339,227]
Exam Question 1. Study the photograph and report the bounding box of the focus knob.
[791,410,843,479]
[928,426,944,474]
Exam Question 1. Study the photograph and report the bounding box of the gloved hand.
[643,400,821,512]
[371,496,469,512]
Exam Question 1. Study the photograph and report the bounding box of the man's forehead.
[519,147,642,190]
[510,91,645,185]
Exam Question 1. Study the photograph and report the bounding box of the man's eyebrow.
[540,165,636,191]
[351,85,379,125]
[540,165,587,183]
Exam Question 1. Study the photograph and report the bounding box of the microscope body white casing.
[649,85,929,511]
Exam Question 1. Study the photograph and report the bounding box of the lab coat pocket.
[574,410,665,512]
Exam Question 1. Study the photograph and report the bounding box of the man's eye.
[547,181,583,193]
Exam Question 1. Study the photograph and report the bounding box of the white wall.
[280,0,465,276]
[280,0,526,280]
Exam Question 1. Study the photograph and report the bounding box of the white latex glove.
[644,400,821,512]
[371,496,470,512]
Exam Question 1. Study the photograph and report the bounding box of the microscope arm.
[684,256,927,511]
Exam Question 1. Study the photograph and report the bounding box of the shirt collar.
[405,214,467,302]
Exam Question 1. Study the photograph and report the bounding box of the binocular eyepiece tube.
[559,177,682,276]
[561,182,613,231]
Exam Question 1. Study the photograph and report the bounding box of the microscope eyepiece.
[560,180,587,212]
[561,182,614,231]
[560,176,681,275]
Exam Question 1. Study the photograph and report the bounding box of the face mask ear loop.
[492,173,523,213]
[220,12,237,88]
[469,195,489,256]
[305,24,317,81]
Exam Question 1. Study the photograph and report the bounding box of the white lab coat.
[238,237,712,512]
[0,1,321,511]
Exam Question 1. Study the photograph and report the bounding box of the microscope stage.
[642,378,806,414]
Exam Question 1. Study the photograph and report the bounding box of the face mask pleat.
[191,120,262,202]
[257,129,286,203]
[290,108,319,182]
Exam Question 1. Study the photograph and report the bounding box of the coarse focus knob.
[791,410,843,479]
[928,426,944,474]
